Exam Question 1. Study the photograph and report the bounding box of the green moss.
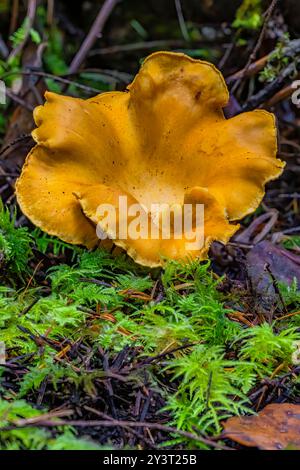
[0,399,103,450]
[0,205,299,448]
[233,0,263,31]
[0,201,33,281]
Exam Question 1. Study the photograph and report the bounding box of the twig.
[235,210,278,245]
[135,342,197,369]
[89,39,188,56]
[2,417,233,450]
[11,409,74,426]
[2,70,106,95]
[69,68,132,84]
[226,241,253,249]
[264,72,300,107]
[75,68,133,84]
[83,406,157,449]
[265,263,288,315]
[174,0,189,42]
[226,55,269,84]
[69,0,120,74]
[281,226,300,235]
[2,69,131,90]
[5,89,34,111]
[9,0,19,35]
[79,277,112,287]
[0,134,32,158]
[47,0,54,26]
[8,0,37,61]
[218,28,242,70]
[227,38,300,88]
[218,43,235,70]
[98,347,119,420]
[18,298,40,317]
[0,35,9,59]
[231,0,278,94]
[242,61,300,111]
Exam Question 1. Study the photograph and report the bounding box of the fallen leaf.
[246,241,300,312]
[223,403,300,450]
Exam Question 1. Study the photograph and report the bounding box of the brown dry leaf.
[223,403,300,450]
[246,241,300,312]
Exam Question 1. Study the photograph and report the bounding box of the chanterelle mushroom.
[16,51,284,267]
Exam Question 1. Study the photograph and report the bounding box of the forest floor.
[1,0,300,450]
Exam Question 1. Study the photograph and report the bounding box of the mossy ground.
[0,203,300,450]
[0,0,300,451]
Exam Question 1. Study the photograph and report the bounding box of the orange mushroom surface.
[16,52,285,267]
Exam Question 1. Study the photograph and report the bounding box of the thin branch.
[90,37,225,57]
[47,0,55,26]
[8,0,37,61]
[242,61,300,111]
[83,406,157,449]
[174,0,189,42]
[5,88,34,111]
[76,68,132,83]
[231,0,278,94]
[227,38,300,85]
[0,35,9,59]
[2,70,106,95]
[89,39,187,56]
[0,134,32,158]
[69,0,120,74]
[264,72,300,107]
[2,417,233,450]
[9,0,19,35]
[226,55,269,84]
[134,342,197,369]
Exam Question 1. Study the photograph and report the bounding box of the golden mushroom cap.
[16,51,285,267]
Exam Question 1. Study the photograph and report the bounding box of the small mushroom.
[16,52,285,267]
